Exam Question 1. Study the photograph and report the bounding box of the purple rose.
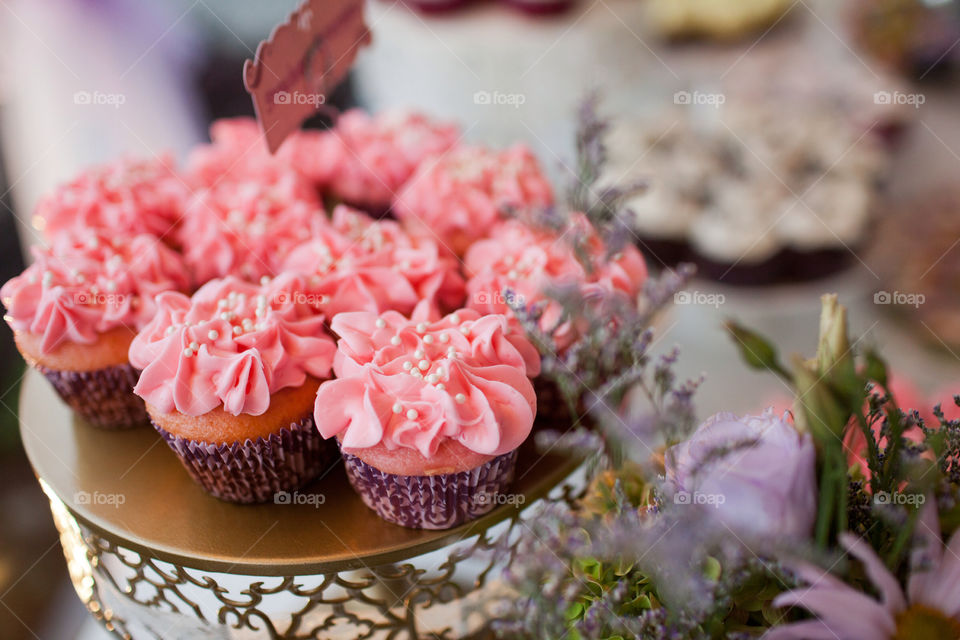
[665,409,817,539]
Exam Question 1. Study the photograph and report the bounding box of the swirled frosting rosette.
[34,155,189,241]
[1,231,191,428]
[464,214,648,349]
[326,109,460,212]
[175,173,325,285]
[282,205,465,319]
[392,144,554,254]
[130,274,338,503]
[130,274,335,417]
[313,308,540,529]
[186,117,340,189]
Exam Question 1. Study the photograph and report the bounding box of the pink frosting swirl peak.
[282,205,466,319]
[326,109,461,208]
[1,232,190,353]
[393,144,554,254]
[130,274,335,416]
[176,172,325,285]
[315,308,540,458]
[35,155,189,241]
[185,117,341,189]
[464,214,648,349]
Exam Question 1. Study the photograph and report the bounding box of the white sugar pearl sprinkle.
[232,326,242,335]
[165,326,176,335]
[439,333,449,343]
[426,374,438,384]
[208,330,219,340]
[183,348,193,357]
[189,341,199,351]
[423,334,434,344]
[260,276,271,285]
[455,393,466,404]
[406,409,419,420]
[436,383,445,391]
[418,360,430,370]
[390,336,401,346]
[460,325,470,335]
[416,322,427,334]
[392,403,403,414]
[414,348,425,358]
[450,313,461,324]
[375,318,386,329]
[402,361,413,371]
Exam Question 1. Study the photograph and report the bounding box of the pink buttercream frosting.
[282,205,466,318]
[35,155,189,241]
[1,232,191,353]
[186,118,340,189]
[130,274,335,416]
[393,144,554,254]
[464,215,648,348]
[326,109,460,208]
[176,172,325,285]
[314,308,540,458]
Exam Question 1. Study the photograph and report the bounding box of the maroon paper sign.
[244,0,371,153]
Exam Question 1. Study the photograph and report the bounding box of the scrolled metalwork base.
[42,477,584,640]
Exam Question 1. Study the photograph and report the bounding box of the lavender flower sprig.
[567,91,647,257]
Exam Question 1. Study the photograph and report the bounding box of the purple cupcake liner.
[153,413,337,504]
[36,362,147,429]
[341,448,519,530]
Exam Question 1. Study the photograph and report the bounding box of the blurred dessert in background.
[874,189,960,352]
[603,100,890,285]
[644,0,794,41]
[848,0,960,78]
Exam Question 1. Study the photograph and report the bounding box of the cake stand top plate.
[19,369,579,575]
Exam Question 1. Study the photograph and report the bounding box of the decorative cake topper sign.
[243,0,371,153]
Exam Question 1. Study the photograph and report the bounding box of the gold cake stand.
[19,369,582,639]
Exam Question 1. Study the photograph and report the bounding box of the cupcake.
[176,171,324,285]
[34,155,189,242]
[464,214,648,350]
[186,117,339,190]
[282,204,466,318]
[314,308,540,529]
[465,215,647,423]
[130,274,337,503]
[1,232,191,428]
[392,144,554,255]
[324,109,460,215]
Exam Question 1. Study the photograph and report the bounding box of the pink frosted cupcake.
[393,144,553,254]
[186,117,340,190]
[1,232,190,428]
[314,308,540,529]
[464,214,648,349]
[130,274,337,503]
[34,156,189,242]
[282,204,466,318]
[325,109,460,215]
[465,215,648,423]
[176,172,324,285]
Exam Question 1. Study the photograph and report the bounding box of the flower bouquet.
[494,285,960,639]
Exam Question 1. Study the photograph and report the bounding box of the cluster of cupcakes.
[2,109,648,528]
